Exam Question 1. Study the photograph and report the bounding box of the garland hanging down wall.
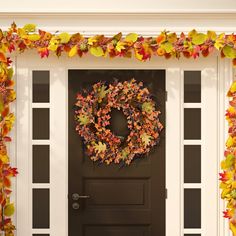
[0,22,236,235]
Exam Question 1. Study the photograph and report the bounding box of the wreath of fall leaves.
[75,79,163,165]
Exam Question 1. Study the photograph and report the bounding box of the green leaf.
[125,33,138,43]
[142,102,154,113]
[69,45,78,57]
[162,42,173,53]
[97,85,109,103]
[223,45,236,58]
[121,148,130,160]
[23,24,36,33]
[94,142,106,153]
[221,154,235,170]
[4,203,15,217]
[113,32,122,41]
[140,133,153,147]
[0,95,4,114]
[231,189,236,199]
[89,47,104,57]
[59,32,71,44]
[207,30,217,40]
[7,68,13,79]
[192,33,207,45]
[78,114,90,126]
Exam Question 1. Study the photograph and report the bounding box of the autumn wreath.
[74,79,163,165]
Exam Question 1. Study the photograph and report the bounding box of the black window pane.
[184,235,201,236]
[33,189,50,228]
[33,145,50,183]
[184,108,201,140]
[184,71,201,103]
[184,145,201,183]
[33,108,50,140]
[33,235,49,236]
[184,189,201,228]
[33,71,50,103]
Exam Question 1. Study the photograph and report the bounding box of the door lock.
[72,202,80,210]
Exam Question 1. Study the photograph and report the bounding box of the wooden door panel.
[68,70,165,236]
[83,225,150,236]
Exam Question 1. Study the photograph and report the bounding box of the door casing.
[13,51,231,236]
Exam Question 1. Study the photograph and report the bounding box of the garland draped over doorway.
[0,22,235,235]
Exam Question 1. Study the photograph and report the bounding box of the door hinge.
[165,91,168,101]
[165,188,168,199]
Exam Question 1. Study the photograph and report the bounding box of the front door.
[68,70,166,236]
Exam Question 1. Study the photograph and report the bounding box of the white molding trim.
[1,12,236,36]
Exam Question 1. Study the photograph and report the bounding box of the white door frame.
[12,51,230,236]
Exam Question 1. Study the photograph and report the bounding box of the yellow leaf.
[0,155,9,164]
[134,50,143,61]
[140,133,153,147]
[188,29,198,38]
[226,136,234,148]
[89,47,104,57]
[214,33,225,50]
[4,203,15,217]
[230,81,236,93]
[25,34,41,41]
[167,33,177,43]
[116,41,126,52]
[230,222,236,235]
[125,33,138,43]
[69,45,78,57]
[48,38,59,51]
[94,142,106,154]
[23,24,36,33]
[5,113,15,130]
[59,32,71,44]
[162,42,173,53]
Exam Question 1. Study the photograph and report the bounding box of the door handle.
[72,193,90,201]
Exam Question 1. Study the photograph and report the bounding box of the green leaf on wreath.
[78,114,90,126]
[98,85,109,103]
[142,102,154,113]
[94,142,106,153]
[140,133,153,147]
[121,148,130,159]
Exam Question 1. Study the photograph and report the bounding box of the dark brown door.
[68,70,165,236]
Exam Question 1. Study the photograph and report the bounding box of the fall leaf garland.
[75,79,163,165]
[0,22,236,234]
[1,23,236,62]
[0,56,17,235]
[220,81,236,235]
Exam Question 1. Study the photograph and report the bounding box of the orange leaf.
[0,53,7,63]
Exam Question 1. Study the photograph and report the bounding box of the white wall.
[0,0,236,13]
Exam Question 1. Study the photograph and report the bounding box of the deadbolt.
[72,202,80,210]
